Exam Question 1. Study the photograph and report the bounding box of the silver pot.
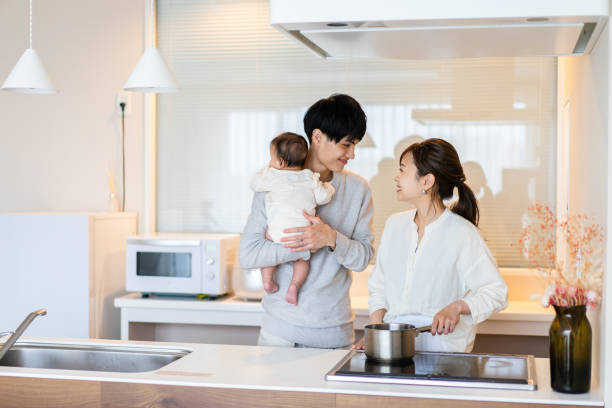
[364,323,431,363]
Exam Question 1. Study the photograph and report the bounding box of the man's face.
[314,132,358,172]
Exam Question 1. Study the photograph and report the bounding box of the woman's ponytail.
[452,182,479,227]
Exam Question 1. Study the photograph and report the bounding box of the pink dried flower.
[586,291,599,303]
[540,295,552,308]
[518,205,604,309]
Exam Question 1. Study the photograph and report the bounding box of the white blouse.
[368,208,508,352]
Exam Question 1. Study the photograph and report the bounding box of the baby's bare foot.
[285,283,298,305]
[263,280,279,294]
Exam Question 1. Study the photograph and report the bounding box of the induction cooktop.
[326,350,537,390]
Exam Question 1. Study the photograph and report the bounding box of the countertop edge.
[115,294,554,322]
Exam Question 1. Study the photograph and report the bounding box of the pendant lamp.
[124,0,179,93]
[2,0,57,94]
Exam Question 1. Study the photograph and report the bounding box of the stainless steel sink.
[0,342,191,373]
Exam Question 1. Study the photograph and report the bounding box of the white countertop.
[115,292,554,336]
[0,336,602,406]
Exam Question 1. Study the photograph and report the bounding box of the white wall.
[0,0,146,231]
[558,22,609,399]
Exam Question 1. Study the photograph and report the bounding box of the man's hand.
[280,210,337,252]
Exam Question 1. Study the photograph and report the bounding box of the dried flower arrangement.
[518,204,604,310]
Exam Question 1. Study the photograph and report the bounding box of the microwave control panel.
[201,235,239,295]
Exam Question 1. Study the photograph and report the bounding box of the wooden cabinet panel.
[100,383,335,408]
[0,377,100,408]
[0,376,593,408]
[335,394,585,408]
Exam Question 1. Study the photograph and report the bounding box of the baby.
[250,132,335,305]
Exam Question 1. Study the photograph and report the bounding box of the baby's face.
[269,146,285,170]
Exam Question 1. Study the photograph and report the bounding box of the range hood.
[270,0,609,59]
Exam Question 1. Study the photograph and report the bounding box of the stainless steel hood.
[270,0,609,59]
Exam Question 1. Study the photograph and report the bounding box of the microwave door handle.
[129,239,201,247]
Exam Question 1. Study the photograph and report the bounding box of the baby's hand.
[265,230,273,241]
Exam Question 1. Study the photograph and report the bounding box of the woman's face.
[312,131,357,173]
[394,153,425,202]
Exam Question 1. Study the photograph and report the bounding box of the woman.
[355,138,508,352]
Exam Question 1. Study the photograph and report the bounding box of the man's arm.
[330,185,374,272]
[238,192,310,269]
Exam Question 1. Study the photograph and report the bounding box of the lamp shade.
[123,47,179,93]
[2,48,57,94]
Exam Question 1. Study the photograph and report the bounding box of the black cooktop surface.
[326,350,537,390]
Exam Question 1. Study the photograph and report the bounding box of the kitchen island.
[0,337,602,408]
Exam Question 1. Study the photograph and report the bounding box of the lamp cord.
[120,102,126,212]
[150,0,155,46]
[29,0,32,49]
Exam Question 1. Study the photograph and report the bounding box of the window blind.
[157,0,556,267]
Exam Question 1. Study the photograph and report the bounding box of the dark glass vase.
[549,305,592,393]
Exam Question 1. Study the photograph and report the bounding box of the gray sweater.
[239,170,374,348]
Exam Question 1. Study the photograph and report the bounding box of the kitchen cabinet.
[0,212,137,339]
[114,293,553,356]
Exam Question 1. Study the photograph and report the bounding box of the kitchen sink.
[0,342,191,373]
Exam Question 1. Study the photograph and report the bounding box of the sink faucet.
[0,309,47,362]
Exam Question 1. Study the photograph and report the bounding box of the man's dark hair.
[303,94,367,144]
[270,132,309,168]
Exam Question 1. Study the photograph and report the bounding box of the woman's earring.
[422,189,427,195]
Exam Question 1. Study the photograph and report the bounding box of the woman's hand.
[352,309,387,349]
[281,211,337,252]
[352,337,365,350]
[431,300,469,335]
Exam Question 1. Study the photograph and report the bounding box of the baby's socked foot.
[285,283,299,306]
[263,280,279,294]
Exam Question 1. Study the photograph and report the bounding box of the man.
[239,94,374,348]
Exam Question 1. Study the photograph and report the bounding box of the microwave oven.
[125,233,240,296]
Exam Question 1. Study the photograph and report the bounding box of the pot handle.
[416,325,432,336]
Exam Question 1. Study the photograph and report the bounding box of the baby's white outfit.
[250,167,335,244]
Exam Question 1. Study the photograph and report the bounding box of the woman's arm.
[461,252,509,325]
[352,307,387,350]
[431,300,470,335]
[432,247,508,335]
[367,247,388,317]
[369,308,387,324]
